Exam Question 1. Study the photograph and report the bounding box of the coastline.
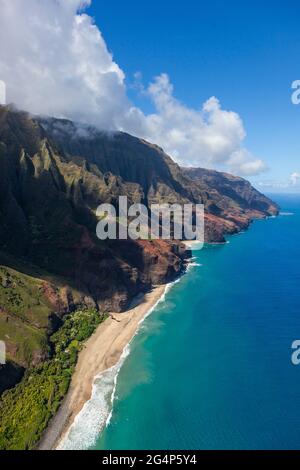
[38,284,168,450]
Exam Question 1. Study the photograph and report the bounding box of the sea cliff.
[0,104,279,449]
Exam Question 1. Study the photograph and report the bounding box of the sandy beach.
[38,285,167,450]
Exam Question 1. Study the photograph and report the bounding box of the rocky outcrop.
[183,167,279,242]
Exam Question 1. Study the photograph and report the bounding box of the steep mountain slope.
[40,115,278,241]
[183,167,279,241]
[0,104,278,389]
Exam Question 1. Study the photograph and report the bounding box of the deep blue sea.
[63,195,300,450]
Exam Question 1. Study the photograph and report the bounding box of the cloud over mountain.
[0,0,266,176]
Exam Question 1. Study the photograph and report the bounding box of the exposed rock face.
[0,104,278,384]
[0,107,188,309]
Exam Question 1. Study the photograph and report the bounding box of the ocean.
[64,195,300,450]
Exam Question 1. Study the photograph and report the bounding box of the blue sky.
[88,0,300,191]
[1,0,299,191]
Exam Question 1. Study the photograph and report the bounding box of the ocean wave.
[57,279,180,451]
[187,262,203,272]
[57,346,130,450]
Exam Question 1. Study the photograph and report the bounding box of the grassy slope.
[0,265,52,367]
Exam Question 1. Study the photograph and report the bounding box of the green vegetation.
[0,267,51,325]
[0,308,107,450]
[0,266,53,367]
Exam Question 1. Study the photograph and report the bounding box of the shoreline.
[38,284,168,450]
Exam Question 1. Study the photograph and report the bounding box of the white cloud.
[228,149,267,176]
[0,0,266,176]
[0,0,129,129]
[289,172,300,186]
[141,76,248,167]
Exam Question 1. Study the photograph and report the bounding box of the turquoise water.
[92,195,300,450]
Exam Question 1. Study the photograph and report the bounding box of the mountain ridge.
[0,104,279,391]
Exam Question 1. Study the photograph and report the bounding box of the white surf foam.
[186,262,203,272]
[57,345,130,450]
